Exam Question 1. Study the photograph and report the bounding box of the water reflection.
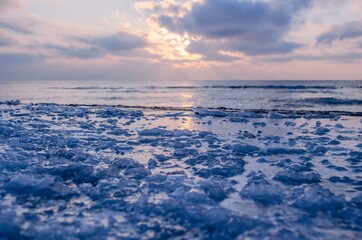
[180,92,194,108]
[179,116,194,130]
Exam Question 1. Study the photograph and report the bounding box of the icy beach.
[0,101,361,239]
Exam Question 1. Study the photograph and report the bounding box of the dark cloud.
[0,53,44,64]
[187,41,239,62]
[46,32,148,59]
[156,0,311,58]
[46,44,105,59]
[0,37,13,46]
[75,32,147,52]
[189,38,302,58]
[0,19,33,34]
[262,52,362,63]
[0,57,174,81]
[317,21,362,44]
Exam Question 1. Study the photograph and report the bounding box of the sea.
[1,80,362,239]
[0,80,361,112]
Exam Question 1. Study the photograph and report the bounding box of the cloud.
[46,45,105,59]
[75,32,148,52]
[134,0,180,13]
[262,52,362,63]
[46,32,149,59]
[0,37,13,46]
[154,0,311,59]
[189,38,303,58]
[0,19,33,34]
[186,41,238,62]
[0,0,21,12]
[158,0,310,39]
[317,21,362,44]
[0,53,44,64]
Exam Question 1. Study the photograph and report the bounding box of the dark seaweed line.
[2,101,361,116]
[28,103,362,117]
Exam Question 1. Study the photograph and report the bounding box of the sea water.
[0,80,361,112]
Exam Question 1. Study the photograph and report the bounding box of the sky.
[0,0,362,81]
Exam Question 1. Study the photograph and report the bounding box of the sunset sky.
[0,0,362,81]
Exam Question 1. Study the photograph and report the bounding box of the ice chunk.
[236,112,264,118]
[264,148,306,155]
[240,171,284,205]
[173,148,198,158]
[0,208,22,239]
[183,192,215,206]
[292,186,345,213]
[173,129,192,137]
[240,131,256,139]
[199,180,233,202]
[284,121,296,127]
[232,143,260,155]
[5,174,55,194]
[350,193,362,207]
[268,112,286,119]
[230,117,249,123]
[107,129,129,136]
[139,127,167,136]
[314,127,330,135]
[193,108,227,117]
[2,100,21,105]
[252,122,267,127]
[273,170,321,185]
[209,165,244,177]
[197,131,211,138]
[185,206,229,231]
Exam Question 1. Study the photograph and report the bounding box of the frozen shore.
[0,101,361,239]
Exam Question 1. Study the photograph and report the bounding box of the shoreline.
[0,101,361,239]
[2,101,362,117]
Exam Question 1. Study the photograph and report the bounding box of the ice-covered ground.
[0,101,361,239]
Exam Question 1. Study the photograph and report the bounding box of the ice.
[273,170,321,185]
[236,112,264,118]
[139,127,168,136]
[264,147,307,155]
[292,186,345,213]
[240,171,284,205]
[268,112,287,119]
[284,121,296,127]
[173,148,198,158]
[230,117,249,123]
[232,143,260,155]
[350,193,362,206]
[193,108,228,117]
[0,208,21,239]
[1,100,21,105]
[97,108,143,118]
[0,102,361,239]
[252,121,267,127]
[315,127,331,135]
[5,174,55,194]
[199,180,233,202]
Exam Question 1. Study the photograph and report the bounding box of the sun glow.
[147,28,202,61]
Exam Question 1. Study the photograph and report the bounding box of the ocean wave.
[302,98,362,106]
[146,85,339,90]
[48,85,344,91]
[48,87,125,90]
